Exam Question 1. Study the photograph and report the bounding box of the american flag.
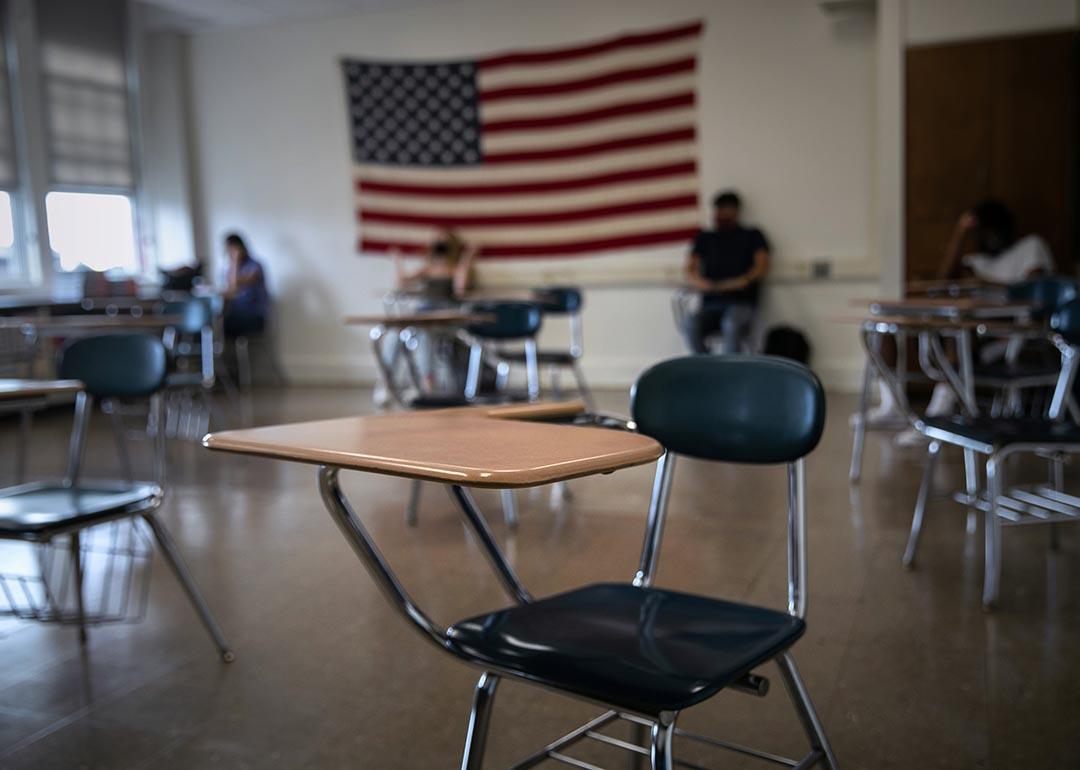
[342,21,702,259]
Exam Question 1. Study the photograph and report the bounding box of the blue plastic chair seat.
[922,415,1080,450]
[446,583,805,715]
[0,481,161,540]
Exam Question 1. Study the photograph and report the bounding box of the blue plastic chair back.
[163,297,213,335]
[466,301,542,340]
[1007,276,1077,317]
[57,333,167,399]
[533,287,582,314]
[631,355,826,464]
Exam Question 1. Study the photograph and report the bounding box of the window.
[37,0,140,275]
[45,191,136,273]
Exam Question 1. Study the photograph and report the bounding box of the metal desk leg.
[849,359,873,483]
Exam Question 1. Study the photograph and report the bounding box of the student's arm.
[684,253,712,291]
[453,245,476,298]
[394,250,430,287]
[939,211,977,279]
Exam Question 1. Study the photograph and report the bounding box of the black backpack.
[763,325,811,364]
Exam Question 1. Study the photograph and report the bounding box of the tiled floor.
[0,386,1077,769]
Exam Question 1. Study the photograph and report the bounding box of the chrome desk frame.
[317,452,836,770]
[863,326,1080,607]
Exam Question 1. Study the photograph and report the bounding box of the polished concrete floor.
[0,385,1078,769]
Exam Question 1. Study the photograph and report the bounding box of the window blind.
[37,0,134,190]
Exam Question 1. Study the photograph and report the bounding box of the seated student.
[890,200,1055,443]
[683,191,770,353]
[394,228,476,306]
[222,233,270,338]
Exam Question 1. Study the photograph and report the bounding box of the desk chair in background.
[869,300,1080,608]
[320,354,836,769]
[399,301,544,529]
[462,300,543,402]
[160,297,234,440]
[0,336,231,659]
[500,287,595,410]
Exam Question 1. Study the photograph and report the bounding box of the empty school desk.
[345,311,492,405]
[0,378,83,481]
[848,296,1036,481]
[0,314,183,337]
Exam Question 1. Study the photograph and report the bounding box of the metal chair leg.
[963,448,979,535]
[405,479,422,526]
[106,400,134,483]
[903,440,940,567]
[849,361,872,483]
[461,672,499,770]
[465,342,483,399]
[983,456,1003,609]
[650,716,675,770]
[142,513,234,661]
[70,531,88,645]
[65,392,94,487]
[571,360,596,412]
[776,651,838,769]
[500,488,518,530]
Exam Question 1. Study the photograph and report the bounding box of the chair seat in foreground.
[447,582,804,715]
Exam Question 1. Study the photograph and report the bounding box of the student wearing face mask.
[682,190,770,354]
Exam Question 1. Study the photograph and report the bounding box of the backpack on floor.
[763,325,811,364]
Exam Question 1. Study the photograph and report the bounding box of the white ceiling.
[139,0,438,31]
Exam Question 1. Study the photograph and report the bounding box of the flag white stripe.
[481,107,695,153]
[358,174,698,215]
[355,142,697,185]
[361,209,700,246]
[479,72,695,123]
[477,38,698,90]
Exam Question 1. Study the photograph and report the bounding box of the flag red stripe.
[482,92,694,134]
[360,227,699,258]
[356,160,697,197]
[480,57,695,103]
[477,21,702,71]
[483,127,695,164]
[360,193,697,227]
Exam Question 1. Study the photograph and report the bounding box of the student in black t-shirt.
[682,190,770,353]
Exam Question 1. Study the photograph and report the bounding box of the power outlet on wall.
[810,259,832,280]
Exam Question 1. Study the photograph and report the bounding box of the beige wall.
[183,0,880,390]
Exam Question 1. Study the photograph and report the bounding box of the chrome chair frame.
[865,326,1080,607]
[316,450,836,770]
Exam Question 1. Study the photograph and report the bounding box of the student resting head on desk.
[222,232,270,338]
[682,190,770,354]
[884,200,1055,444]
[394,228,476,307]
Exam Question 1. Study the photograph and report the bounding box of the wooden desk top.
[0,314,182,331]
[855,297,1032,319]
[344,310,490,328]
[203,400,663,488]
[831,314,1038,333]
[0,379,83,400]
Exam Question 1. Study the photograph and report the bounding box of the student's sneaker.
[849,401,906,429]
[893,427,930,447]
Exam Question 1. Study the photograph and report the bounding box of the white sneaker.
[894,428,930,447]
[849,402,906,429]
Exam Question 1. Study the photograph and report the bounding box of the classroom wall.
[138,29,197,270]
[181,0,878,390]
[906,0,1078,46]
